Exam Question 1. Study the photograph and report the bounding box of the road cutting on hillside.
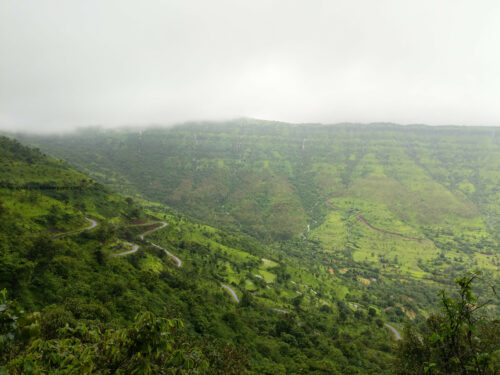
[112,242,139,256]
[53,217,98,239]
[221,284,240,302]
[384,323,402,340]
[324,199,424,241]
[113,221,182,267]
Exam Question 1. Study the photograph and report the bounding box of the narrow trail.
[221,284,240,303]
[113,221,182,268]
[138,221,168,240]
[53,217,98,239]
[324,199,424,241]
[356,215,423,241]
[111,242,139,257]
[384,323,402,340]
[273,308,289,314]
[150,242,182,268]
[220,285,290,314]
[76,215,401,344]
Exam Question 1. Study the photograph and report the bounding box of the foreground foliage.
[395,273,499,374]
[1,289,209,374]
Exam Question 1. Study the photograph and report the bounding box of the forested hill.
[17,121,499,283]
[4,121,500,373]
[17,121,500,243]
[0,136,245,372]
[1,135,413,373]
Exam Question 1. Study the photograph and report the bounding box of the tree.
[240,290,254,307]
[0,289,40,363]
[395,272,499,374]
[354,309,365,320]
[368,307,377,318]
[4,310,210,374]
[46,204,60,227]
[292,294,304,311]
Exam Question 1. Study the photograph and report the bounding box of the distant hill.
[17,121,500,283]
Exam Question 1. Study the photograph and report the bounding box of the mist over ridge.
[2,1,500,132]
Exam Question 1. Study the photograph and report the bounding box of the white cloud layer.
[1,0,500,132]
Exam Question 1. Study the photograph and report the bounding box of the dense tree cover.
[0,137,244,373]
[395,273,499,374]
[5,122,500,373]
[18,122,500,243]
[18,122,498,306]
[0,290,209,374]
[18,122,499,283]
[0,136,405,373]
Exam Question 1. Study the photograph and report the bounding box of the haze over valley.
[1,1,499,373]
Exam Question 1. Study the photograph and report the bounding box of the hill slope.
[17,121,499,286]
[1,135,418,373]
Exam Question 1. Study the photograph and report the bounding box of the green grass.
[257,269,276,283]
[139,253,164,273]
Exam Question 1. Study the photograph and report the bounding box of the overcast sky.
[1,0,500,132]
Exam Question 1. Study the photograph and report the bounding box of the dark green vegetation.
[18,121,499,289]
[3,120,500,373]
[0,137,246,373]
[1,295,211,374]
[396,273,499,374]
[0,136,403,373]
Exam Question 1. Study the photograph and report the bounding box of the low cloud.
[1,0,500,132]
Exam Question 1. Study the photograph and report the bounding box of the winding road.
[63,215,402,343]
[324,198,424,241]
[84,217,98,230]
[150,242,182,267]
[139,221,168,240]
[111,242,139,257]
[112,221,182,267]
[53,217,98,239]
[221,284,240,303]
[273,308,289,314]
[384,323,402,340]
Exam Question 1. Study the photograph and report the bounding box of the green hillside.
[0,135,422,374]
[18,121,499,284]
[5,121,500,373]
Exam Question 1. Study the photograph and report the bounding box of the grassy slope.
[9,123,500,371]
[0,136,410,374]
[17,122,499,283]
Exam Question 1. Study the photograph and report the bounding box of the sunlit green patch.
[261,258,278,269]
[139,253,164,273]
[257,269,276,283]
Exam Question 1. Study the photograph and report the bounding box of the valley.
[1,121,499,374]
[19,121,499,285]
